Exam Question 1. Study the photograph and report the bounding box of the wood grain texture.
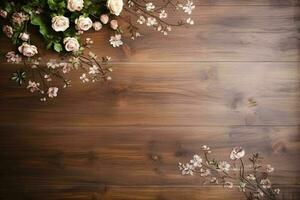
[0,1,299,200]
[1,126,299,199]
[0,62,299,126]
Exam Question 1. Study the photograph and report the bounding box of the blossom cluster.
[1,0,195,99]
[179,146,281,200]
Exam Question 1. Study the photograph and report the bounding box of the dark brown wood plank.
[0,126,299,187]
[0,62,298,126]
[3,186,300,200]
[0,6,299,62]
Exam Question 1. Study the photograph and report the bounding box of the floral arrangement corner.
[178,146,281,200]
[0,0,195,101]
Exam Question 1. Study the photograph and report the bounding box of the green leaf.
[47,0,57,10]
[47,0,66,13]
[31,15,49,38]
[11,69,26,86]
[53,42,63,52]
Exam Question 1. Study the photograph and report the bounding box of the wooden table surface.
[0,0,300,199]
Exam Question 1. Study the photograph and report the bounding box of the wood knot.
[272,141,287,154]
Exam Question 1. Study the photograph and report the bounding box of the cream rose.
[75,16,93,31]
[52,16,69,32]
[107,0,123,16]
[93,21,102,31]
[100,14,109,24]
[18,43,38,57]
[110,20,118,30]
[67,0,84,12]
[19,32,30,41]
[63,37,80,52]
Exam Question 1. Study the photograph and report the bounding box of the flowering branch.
[178,146,280,200]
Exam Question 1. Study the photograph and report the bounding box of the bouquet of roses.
[0,0,195,101]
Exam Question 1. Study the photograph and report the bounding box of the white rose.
[18,43,38,57]
[63,37,80,52]
[67,0,84,12]
[75,16,93,31]
[52,16,69,32]
[107,0,123,16]
[19,32,30,41]
[93,21,102,31]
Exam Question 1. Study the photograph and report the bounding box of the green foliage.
[0,1,14,13]
[47,0,66,14]
[30,14,64,52]
[31,15,49,38]
[53,42,63,52]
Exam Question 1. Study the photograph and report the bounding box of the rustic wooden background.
[0,0,300,199]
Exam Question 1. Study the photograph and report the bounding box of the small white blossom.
[2,25,13,38]
[224,182,233,188]
[210,177,218,184]
[239,182,247,192]
[190,154,202,168]
[200,168,210,176]
[256,189,264,197]
[201,145,211,153]
[47,87,58,98]
[44,74,52,82]
[186,17,194,25]
[109,34,123,47]
[218,161,230,172]
[230,147,245,160]
[47,59,59,69]
[266,164,274,173]
[137,16,146,24]
[12,12,29,26]
[246,174,256,180]
[179,0,195,15]
[274,188,280,195]
[6,51,22,64]
[146,17,158,26]
[178,162,194,176]
[128,0,134,7]
[89,65,99,75]
[159,10,167,19]
[63,64,72,74]
[80,73,89,83]
[146,2,155,11]
[260,178,271,189]
[27,81,40,93]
